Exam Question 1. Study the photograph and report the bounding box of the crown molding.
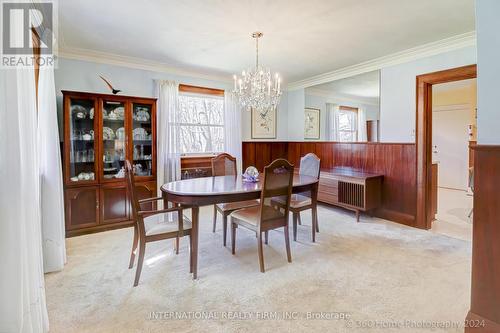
[306,87,379,106]
[57,47,233,83]
[288,31,476,90]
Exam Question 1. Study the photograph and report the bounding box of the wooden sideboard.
[62,90,157,237]
[318,168,383,221]
[180,155,215,179]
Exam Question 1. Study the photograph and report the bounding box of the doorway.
[415,64,477,231]
[430,79,476,240]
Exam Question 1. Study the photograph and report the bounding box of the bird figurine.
[99,75,121,94]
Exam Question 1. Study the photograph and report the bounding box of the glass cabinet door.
[101,100,127,181]
[132,103,153,178]
[68,97,97,183]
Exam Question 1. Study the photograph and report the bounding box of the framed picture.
[304,108,320,139]
[251,107,276,139]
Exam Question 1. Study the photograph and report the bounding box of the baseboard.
[373,208,416,227]
[465,311,500,333]
[66,221,134,238]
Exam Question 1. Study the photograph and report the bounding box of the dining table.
[161,174,319,279]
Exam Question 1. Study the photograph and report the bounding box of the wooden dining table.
[161,174,319,279]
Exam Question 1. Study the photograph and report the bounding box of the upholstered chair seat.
[230,205,284,227]
[144,213,192,236]
[215,200,260,212]
[272,194,311,209]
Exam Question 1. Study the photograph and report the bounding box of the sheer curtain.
[38,67,66,273]
[157,81,181,194]
[0,68,49,332]
[224,91,243,173]
[325,103,340,141]
[357,107,367,142]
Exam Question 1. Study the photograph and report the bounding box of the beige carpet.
[45,205,471,333]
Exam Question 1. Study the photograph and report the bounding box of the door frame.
[415,64,476,229]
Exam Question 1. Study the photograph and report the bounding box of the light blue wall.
[287,89,305,141]
[380,46,476,142]
[304,93,379,141]
[476,0,500,144]
[241,90,289,141]
[304,94,329,141]
[54,57,290,141]
[54,58,232,137]
[55,45,478,144]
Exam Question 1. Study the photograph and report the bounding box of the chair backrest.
[125,160,141,223]
[260,158,294,223]
[211,153,237,176]
[299,153,321,179]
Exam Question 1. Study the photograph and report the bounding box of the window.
[176,85,225,154]
[337,106,358,142]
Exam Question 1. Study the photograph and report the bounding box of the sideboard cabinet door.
[100,184,129,224]
[65,187,99,231]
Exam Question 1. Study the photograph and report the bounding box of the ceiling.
[307,70,380,104]
[58,0,475,84]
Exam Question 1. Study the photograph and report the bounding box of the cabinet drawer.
[319,177,338,187]
[318,191,338,204]
[319,183,338,195]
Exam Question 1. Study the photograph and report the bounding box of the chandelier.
[232,32,282,112]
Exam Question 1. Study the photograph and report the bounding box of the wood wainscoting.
[465,145,500,332]
[242,141,416,226]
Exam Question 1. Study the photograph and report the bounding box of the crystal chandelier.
[232,32,282,112]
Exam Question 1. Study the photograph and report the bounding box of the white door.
[432,106,470,190]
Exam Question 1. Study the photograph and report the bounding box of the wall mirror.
[304,70,380,142]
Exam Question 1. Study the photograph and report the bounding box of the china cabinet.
[62,91,157,236]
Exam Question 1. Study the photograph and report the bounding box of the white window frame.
[337,106,358,142]
[175,89,225,155]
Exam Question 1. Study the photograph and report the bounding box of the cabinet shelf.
[72,117,94,122]
[103,118,125,123]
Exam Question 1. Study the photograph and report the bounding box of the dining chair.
[211,153,259,246]
[271,153,320,241]
[230,158,294,273]
[125,160,192,286]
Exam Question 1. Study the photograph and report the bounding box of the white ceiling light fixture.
[232,32,282,112]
